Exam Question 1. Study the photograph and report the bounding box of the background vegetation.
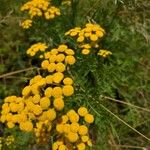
[0,0,150,149]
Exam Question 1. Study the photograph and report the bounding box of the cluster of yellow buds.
[0,137,2,150]
[40,44,75,73]
[54,107,94,150]
[0,42,77,144]
[20,0,61,29]
[5,135,15,146]
[65,23,112,57]
[0,135,15,149]
[62,0,71,5]
[21,19,32,29]
[98,49,112,58]
[26,42,48,56]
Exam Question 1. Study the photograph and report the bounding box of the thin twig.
[103,96,150,113]
[99,104,150,141]
[111,144,147,149]
[0,67,40,79]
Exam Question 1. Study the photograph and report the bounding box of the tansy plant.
[0,0,112,150]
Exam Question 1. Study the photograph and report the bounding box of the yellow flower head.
[53,97,64,111]
[40,97,50,110]
[78,125,88,135]
[62,85,74,96]
[84,113,94,124]
[67,132,79,143]
[78,107,88,117]
[98,49,112,58]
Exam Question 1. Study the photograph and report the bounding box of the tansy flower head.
[21,19,32,29]
[98,49,112,58]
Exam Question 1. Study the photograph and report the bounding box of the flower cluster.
[5,135,15,146]
[54,107,94,150]
[98,49,112,58]
[26,42,48,56]
[0,73,73,143]
[62,0,71,5]
[20,0,61,29]
[0,135,15,149]
[0,42,77,144]
[21,19,32,29]
[65,23,112,57]
[0,137,2,150]
[41,44,76,73]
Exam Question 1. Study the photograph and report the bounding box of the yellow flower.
[4,96,17,103]
[59,144,66,150]
[96,30,104,37]
[69,113,79,123]
[45,75,53,84]
[32,94,41,104]
[44,87,52,97]
[97,49,112,58]
[47,63,56,72]
[70,123,79,133]
[55,63,66,72]
[7,122,15,129]
[67,109,76,117]
[77,143,86,150]
[56,124,64,133]
[37,78,46,86]
[53,97,64,111]
[77,36,84,42]
[80,44,91,49]
[52,142,59,150]
[0,115,6,123]
[90,34,98,41]
[84,32,91,37]
[53,72,64,83]
[78,125,88,135]
[41,60,49,69]
[63,124,70,133]
[67,132,79,143]
[87,140,92,147]
[62,85,74,96]
[52,87,63,98]
[51,49,58,55]
[1,104,10,114]
[31,84,40,95]
[22,86,31,96]
[82,49,90,55]
[33,105,42,115]
[65,55,76,65]
[40,97,50,110]
[84,114,94,124]
[78,107,88,117]
[49,54,57,63]
[70,31,78,36]
[63,77,73,85]
[61,115,69,124]
[65,49,75,55]
[46,109,56,121]
[58,44,68,52]
[6,113,13,122]
[56,54,65,62]
[81,135,89,142]
[21,19,32,29]
[27,43,48,56]
[33,75,43,83]
[20,121,33,132]
[5,135,15,146]
[9,103,18,113]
